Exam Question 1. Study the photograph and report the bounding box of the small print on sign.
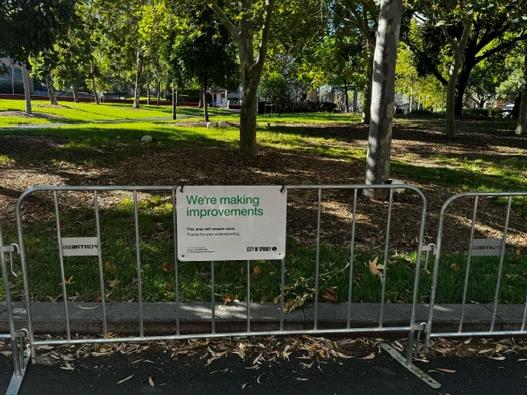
[176,186,287,261]
[61,237,99,257]
[470,239,502,257]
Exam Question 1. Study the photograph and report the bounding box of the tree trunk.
[45,73,58,105]
[446,20,472,138]
[344,84,350,113]
[364,0,402,199]
[72,86,78,103]
[363,47,374,124]
[240,78,258,159]
[133,49,142,109]
[203,79,209,122]
[352,90,359,112]
[157,81,161,105]
[90,59,100,105]
[21,65,32,115]
[516,49,527,136]
[146,82,151,105]
[454,55,475,116]
[172,83,177,120]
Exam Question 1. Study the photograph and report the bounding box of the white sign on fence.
[470,238,502,257]
[176,186,287,261]
[61,237,99,257]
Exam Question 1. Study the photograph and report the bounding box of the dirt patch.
[0,126,526,253]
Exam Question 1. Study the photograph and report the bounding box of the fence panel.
[426,192,527,343]
[1,214,29,395]
[15,184,428,360]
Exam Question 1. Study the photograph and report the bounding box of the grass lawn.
[0,99,361,127]
[1,100,526,308]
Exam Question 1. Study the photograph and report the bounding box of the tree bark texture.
[45,73,58,105]
[363,47,374,124]
[446,20,472,138]
[22,65,32,115]
[133,49,143,109]
[209,0,274,160]
[516,48,527,136]
[364,0,401,199]
[90,58,100,105]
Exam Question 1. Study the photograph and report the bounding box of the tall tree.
[208,0,275,160]
[0,0,75,114]
[407,0,527,134]
[170,4,237,122]
[517,45,527,136]
[339,0,378,123]
[365,0,402,198]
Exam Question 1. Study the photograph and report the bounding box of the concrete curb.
[1,302,525,336]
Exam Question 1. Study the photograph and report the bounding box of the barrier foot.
[380,342,441,390]
[5,346,30,395]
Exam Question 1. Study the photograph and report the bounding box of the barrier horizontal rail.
[15,184,427,363]
[426,191,527,345]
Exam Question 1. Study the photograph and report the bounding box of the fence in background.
[426,192,527,346]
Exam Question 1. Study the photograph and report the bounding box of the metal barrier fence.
[426,192,527,345]
[1,216,29,395]
[14,184,429,366]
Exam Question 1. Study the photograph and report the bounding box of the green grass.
[1,105,526,305]
[0,99,362,127]
[3,199,526,305]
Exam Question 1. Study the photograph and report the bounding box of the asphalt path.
[1,347,527,394]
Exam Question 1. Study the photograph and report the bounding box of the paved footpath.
[2,348,526,394]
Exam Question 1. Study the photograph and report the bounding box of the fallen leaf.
[223,295,234,305]
[117,375,134,384]
[488,356,505,361]
[161,262,175,272]
[368,257,383,278]
[321,288,338,303]
[362,352,376,360]
[148,376,155,387]
[104,262,118,273]
[108,279,119,289]
[449,263,460,272]
[436,368,456,373]
[478,348,494,354]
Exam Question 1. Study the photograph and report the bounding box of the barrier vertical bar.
[346,189,358,329]
[406,190,427,362]
[93,191,108,337]
[247,260,251,333]
[133,191,145,337]
[280,258,285,331]
[0,222,21,376]
[490,196,512,331]
[459,196,478,332]
[313,188,322,330]
[53,191,71,340]
[379,189,394,327]
[211,261,215,334]
[521,293,527,332]
[15,193,35,359]
[172,189,180,335]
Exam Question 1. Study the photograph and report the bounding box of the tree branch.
[405,40,448,86]
[254,0,275,74]
[207,0,240,40]
[475,33,527,63]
